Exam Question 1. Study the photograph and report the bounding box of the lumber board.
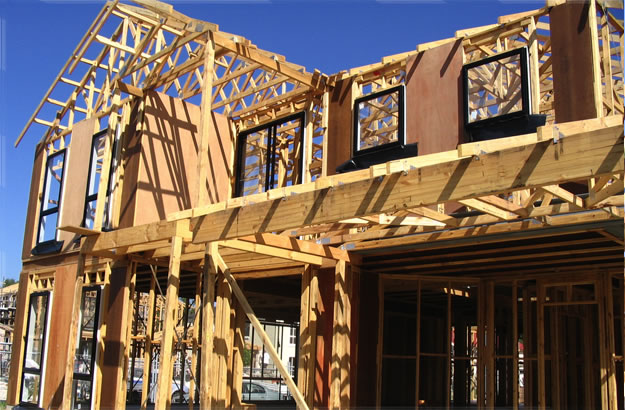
[200,243,217,407]
[213,250,309,410]
[192,125,623,243]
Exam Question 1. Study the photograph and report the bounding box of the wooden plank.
[141,275,156,410]
[486,281,495,408]
[117,263,137,408]
[93,262,112,410]
[193,125,624,243]
[330,260,351,409]
[61,256,86,410]
[213,249,309,410]
[603,274,618,409]
[154,235,183,409]
[200,243,217,407]
[512,281,519,410]
[195,34,216,208]
[298,266,314,406]
[211,273,232,407]
[230,298,246,407]
[238,232,357,263]
[188,272,202,410]
[219,239,327,266]
[537,281,546,410]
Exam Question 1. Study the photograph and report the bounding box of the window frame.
[462,47,531,128]
[36,149,67,245]
[234,112,306,198]
[71,286,102,409]
[20,291,51,406]
[352,85,406,158]
[83,127,120,231]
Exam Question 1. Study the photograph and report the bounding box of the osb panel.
[406,39,464,155]
[550,1,598,123]
[58,118,97,252]
[327,78,354,176]
[131,91,232,226]
[42,263,78,408]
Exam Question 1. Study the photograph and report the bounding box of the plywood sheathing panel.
[405,39,464,154]
[206,112,232,205]
[99,262,131,408]
[550,1,599,123]
[42,263,78,408]
[59,118,98,251]
[134,91,201,225]
[327,78,353,176]
[22,144,46,259]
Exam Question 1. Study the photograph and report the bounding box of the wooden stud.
[588,0,604,118]
[141,275,156,409]
[537,281,546,410]
[298,265,318,408]
[211,272,232,407]
[154,235,183,409]
[188,271,202,409]
[512,281,519,410]
[200,243,218,408]
[330,260,351,409]
[486,281,495,408]
[93,262,112,410]
[195,34,216,208]
[376,277,384,409]
[213,248,309,410]
[117,262,137,408]
[230,297,246,407]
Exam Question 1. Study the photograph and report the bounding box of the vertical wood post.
[537,281,546,410]
[230,297,246,407]
[188,271,202,409]
[196,34,216,208]
[141,275,156,409]
[486,281,495,408]
[212,272,232,407]
[154,236,183,409]
[200,243,218,408]
[299,265,318,408]
[512,281,519,410]
[117,262,136,408]
[330,260,351,409]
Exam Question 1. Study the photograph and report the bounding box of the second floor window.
[235,113,305,197]
[83,128,119,230]
[37,150,66,244]
[353,85,405,157]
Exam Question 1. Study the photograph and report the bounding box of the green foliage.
[2,279,16,287]
[243,348,252,367]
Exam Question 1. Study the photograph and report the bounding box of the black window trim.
[36,149,67,246]
[82,129,116,231]
[352,84,406,158]
[20,291,50,406]
[234,112,306,198]
[462,46,531,128]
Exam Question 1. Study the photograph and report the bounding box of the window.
[289,327,297,345]
[20,292,50,406]
[71,287,101,410]
[462,47,531,126]
[353,85,405,157]
[83,128,119,230]
[235,113,305,197]
[37,150,66,244]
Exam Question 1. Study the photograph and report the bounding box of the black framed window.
[353,85,405,157]
[83,128,118,230]
[462,47,531,127]
[71,286,101,409]
[37,150,66,244]
[20,292,50,406]
[235,113,305,197]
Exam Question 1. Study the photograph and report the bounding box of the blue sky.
[0,0,543,281]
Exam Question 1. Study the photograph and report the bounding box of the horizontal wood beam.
[218,239,328,266]
[192,124,623,243]
[238,232,358,263]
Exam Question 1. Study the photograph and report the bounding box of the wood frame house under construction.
[8,0,625,409]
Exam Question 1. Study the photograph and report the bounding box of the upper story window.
[37,150,66,244]
[83,128,119,230]
[353,85,405,157]
[235,113,305,197]
[463,47,531,126]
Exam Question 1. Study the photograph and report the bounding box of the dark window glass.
[72,287,101,409]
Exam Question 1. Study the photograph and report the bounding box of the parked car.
[242,381,289,401]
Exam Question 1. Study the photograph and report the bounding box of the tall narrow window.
[37,150,66,244]
[20,292,50,406]
[83,127,119,230]
[235,113,305,197]
[71,287,101,410]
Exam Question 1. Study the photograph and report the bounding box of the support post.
[330,260,351,409]
[214,248,309,410]
[298,265,318,408]
[196,34,216,207]
[537,281,546,410]
[154,235,183,409]
[211,272,232,407]
[141,275,156,409]
[188,271,202,409]
[117,263,137,408]
[200,243,218,408]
